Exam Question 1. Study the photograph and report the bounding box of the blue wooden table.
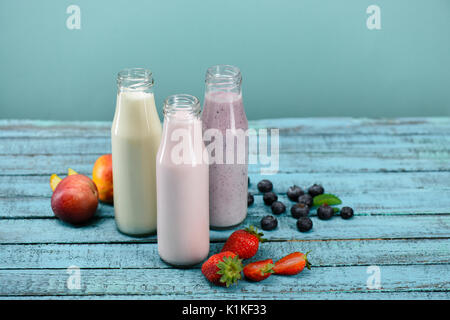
[0,118,449,299]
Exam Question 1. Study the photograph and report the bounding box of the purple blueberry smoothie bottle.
[202,65,248,229]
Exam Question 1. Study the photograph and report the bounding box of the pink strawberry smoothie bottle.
[202,65,249,229]
[156,94,210,267]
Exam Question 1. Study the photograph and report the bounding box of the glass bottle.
[202,65,248,229]
[156,94,210,266]
[111,68,162,236]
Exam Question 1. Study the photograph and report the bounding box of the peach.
[92,154,113,203]
[68,168,78,175]
[51,174,99,224]
[50,174,62,192]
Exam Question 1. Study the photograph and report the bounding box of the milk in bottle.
[111,68,162,236]
[156,94,209,266]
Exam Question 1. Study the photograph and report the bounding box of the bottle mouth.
[163,94,201,117]
[205,65,242,86]
[117,68,154,90]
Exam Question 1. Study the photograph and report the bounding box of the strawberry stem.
[260,263,275,276]
[216,255,243,287]
[244,225,267,243]
[304,251,312,270]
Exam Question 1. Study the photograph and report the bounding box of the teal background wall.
[0,0,449,121]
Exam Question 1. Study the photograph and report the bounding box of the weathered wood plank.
[4,291,448,300]
[1,170,449,218]
[1,119,449,175]
[1,153,449,176]
[252,118,450,136]
[0,120,111,138]
[0,118,449,300]
[1,118,450,138]
[2,134,450,155]
[4,171,450,197]
[0,239,448,270]
[0,265,448,298]
[1,190,449,220]
[0,215,448,244]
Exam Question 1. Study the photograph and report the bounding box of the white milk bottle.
[111,68,162,236]
[156,94,209,266]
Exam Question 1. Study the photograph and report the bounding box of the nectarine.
[51,174,99,224]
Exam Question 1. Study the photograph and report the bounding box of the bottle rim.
[163,94,201,116]
[205,65,242,86]
[117,68,154,89]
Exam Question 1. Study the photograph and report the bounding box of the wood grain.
[1,190,449,219]
[1,153,449,175]
[0,265,448,299]
[0,118,449,299]
[1,171,449,218]
[3,291,448,299]
[3,171,450,197]
[0,215,449,244]
[2,134,450,155]
[0,239,448,270]
[1,118,450,137]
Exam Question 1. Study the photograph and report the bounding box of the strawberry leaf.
[245,225,266,243]
[217,256,243,287]
[261,263,275,276]
[313,194,342,206]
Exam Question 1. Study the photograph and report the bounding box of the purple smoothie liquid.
[202,91,248,228]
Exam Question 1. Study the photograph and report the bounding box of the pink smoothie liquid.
[202,91,248,228]
[156,108,210,266]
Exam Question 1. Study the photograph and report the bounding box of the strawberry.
[273,251,311,275]
[201,251,243,287]
[221,225,266,259]
[243,259,274,282]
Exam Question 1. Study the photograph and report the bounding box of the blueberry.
[317,204,334,220]
[308,184,324,197]
[257,179,273,193]
[247,192,254,206]
[297,217,313,232]
[298,194,313,207]
[340,206,354,219]
[287,185,304,201]
[261,215,278,231]
[291,203,310,218]
[271,201,286,215]
[263,192,278,205]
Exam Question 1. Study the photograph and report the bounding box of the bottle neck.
[205,65,242,95]
[117,68,154,93]
[163,94,201,121]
